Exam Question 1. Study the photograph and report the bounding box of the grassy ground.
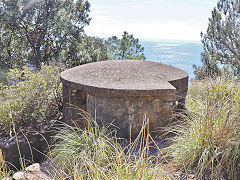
[45,78,240,179]
[1,66,240,179]
[46,116,173,179]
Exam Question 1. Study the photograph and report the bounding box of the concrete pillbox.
[61,60,188,138]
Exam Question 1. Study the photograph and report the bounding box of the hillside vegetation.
[1,65,240,179]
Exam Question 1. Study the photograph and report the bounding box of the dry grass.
[47,113,173,180]
[165,79,240,179]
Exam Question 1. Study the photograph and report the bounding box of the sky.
[85,0,219,41]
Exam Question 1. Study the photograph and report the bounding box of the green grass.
[165,79,240,179]
[47,114,172,180]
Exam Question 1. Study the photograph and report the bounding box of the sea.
[140,39,203,79]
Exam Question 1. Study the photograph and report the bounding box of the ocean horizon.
[140,39,203,79]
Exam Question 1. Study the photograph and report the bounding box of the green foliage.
[0,0,91,68]
[194,0,240,79]
[193,52,221,80]
[0,64,62,134]
[165,79,240,179]
[65,35,110,68]
[106,31,146,60]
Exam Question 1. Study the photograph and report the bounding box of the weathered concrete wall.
[169,76,189,109]
[87,94,176,138]
[62,87,184,138]
[62,84,86,128]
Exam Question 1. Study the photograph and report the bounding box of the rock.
[12,172,25,180]
[25,163,41,172]
[10,163,52,180]
[0,132,53,170]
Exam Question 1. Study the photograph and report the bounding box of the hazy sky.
[85,0,219,41]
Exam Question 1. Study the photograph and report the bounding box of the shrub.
[0,64,62,135]
[165,79,240,179]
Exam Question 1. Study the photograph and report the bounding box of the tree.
[105,31,146,60]
[0,0,94,69]
[65,35,110,67]
[194,0,240,79]
[193,50,221,79]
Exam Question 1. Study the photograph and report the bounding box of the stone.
[61,60,189,138]
[2,177,12,180]
[25,163,41,172]
[11,163,52,180]
[12,172,25,180]
[0,132,52,170]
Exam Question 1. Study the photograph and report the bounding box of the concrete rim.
[61,60,188,96]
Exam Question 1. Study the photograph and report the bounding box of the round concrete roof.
[61,60,188,96]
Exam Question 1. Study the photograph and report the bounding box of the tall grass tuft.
[165,79,240,179]
[48,113,171,179]
[0,149,9,179]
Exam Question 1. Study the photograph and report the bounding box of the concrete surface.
[61,60,189,138]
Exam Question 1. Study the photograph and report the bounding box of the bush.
[0,64,62,134]
[165,79,240,179]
